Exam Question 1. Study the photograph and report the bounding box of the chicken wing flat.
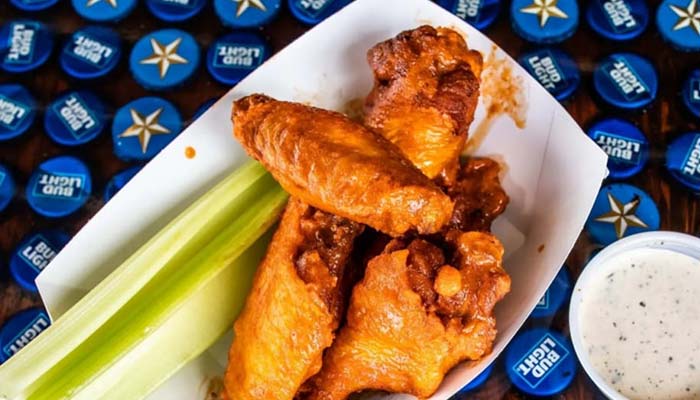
[364,26,483,186]
[233,94,453,237]
[306,232,510,399]
[225,197,364,400]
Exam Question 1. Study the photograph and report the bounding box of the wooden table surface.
[1,1,699,399]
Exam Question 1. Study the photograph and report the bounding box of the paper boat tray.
[37,0,608,398]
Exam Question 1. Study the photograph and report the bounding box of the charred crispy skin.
[364,26,483,185]
[447,158,509,232]
[306,232,510,399]
[233,94,454,237]
[225,198,363,400]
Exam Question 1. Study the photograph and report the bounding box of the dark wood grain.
[1,1,699,398]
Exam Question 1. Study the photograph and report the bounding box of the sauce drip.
[580,248,700,399]
[185,146,196,159]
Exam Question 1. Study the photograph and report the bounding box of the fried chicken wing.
[306,232,510,399]
[364,26,483,185]
[225,198,364,400]
[233,94,453,237]
[447,157,509,232]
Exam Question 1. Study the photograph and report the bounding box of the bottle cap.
[518,47,580,101]
[682,69,700,118]
[593,52,658,110]
[585,183,660,246]
[0,20,53,74]
[457,362,495,392]
[214,0,282,28]
[587,117,649,179]
[505,328,577,396]
[530,266,571,318]
[104,166,141,202]
[71,0,137,22]
[112,97,183,161]
[191,97,217,123]
[129,29,200,91]
[657,0,700,52]
[60,25,122,80]
[10,229,71,292]
[666,132,700,192]
[511,0,579,43]
[0,164,16,212]
[206,32,269,86]
[0,308,51,363]
[287,0,353,25]
[9,0,60,11]
[26,156,92,218]
[44,90,107,146]
[146,0,207,22]
[586,0,649,41]
[0,83,37,141]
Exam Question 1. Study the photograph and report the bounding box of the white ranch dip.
[579,248,700,399]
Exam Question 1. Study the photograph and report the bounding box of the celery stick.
[0,161,285,400]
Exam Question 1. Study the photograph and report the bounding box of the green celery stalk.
[0,160,287,400]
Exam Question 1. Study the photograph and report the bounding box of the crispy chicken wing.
[364,26,483,185]
[225,198,364,400]
[306,232,510,399]
[447,157,509,232]
[233,94,453,237]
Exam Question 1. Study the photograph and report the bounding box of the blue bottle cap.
[44,90,107,147]
[457,362,495,393]
[530,266,571,318]
[214,0,282,28]
[518,47,580,101]
[510,0,579,43]
[587,118,649,179]
[206,32,269,86]
[666,132,700,192]
[586,0,649,41]
[10,230,70,292]
[505,328,576,396]
[60,26,122,80]
[0,21,53,74]
[586,183,660,246]
[0,84,37,141]
[657,0,700,52]
[0,164,16,212]
[26,156,92,218]
[437,0,502,30]
[10,0,60,11]
[71,0,137,22]
[130,29,200,91]
[104,166,141,202]
[682,69,700,118]
[0,308,51,363]
[112,97,183,162]
[146,0,207,22]
[192,98,217,122]
[288,0,353,25]
[593,53,658,110]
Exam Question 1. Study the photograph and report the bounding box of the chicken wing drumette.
[364,26,483,186]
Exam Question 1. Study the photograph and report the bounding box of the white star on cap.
[119,108,171,153]
[594,193,649,239]
[670,0,700,36]
[139,37,188,79]
[234,0,267,17]
[86,0,117,7]
[521,0,568,27]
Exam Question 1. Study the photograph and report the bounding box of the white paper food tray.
[36,0,608,398]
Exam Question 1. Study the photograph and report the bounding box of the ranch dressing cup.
[570,231,700,400]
